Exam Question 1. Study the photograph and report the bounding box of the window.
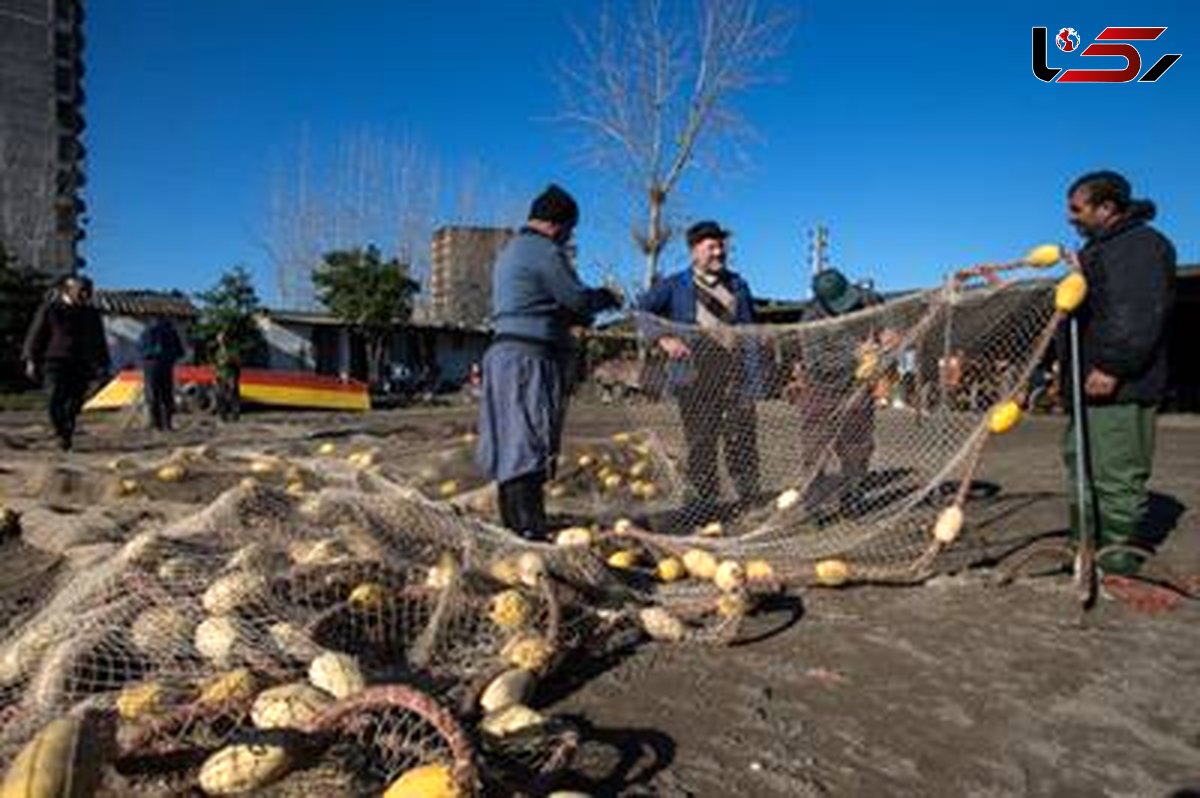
[54,33,73,60]
[57,136,83,161]
[56,205,76,234]
[56,101,82,131]
[55,66,73,95]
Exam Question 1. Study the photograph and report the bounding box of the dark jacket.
[637,267,769,398]
[491,228,619,350]
[638,267,757,326]
[22,298,110,371]
[139,318,185,366]
[1057,215,1176,406]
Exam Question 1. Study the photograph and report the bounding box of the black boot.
[498,472,547,541]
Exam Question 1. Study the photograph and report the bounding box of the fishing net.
[0,260,1078,794]
[0,444,738,795]
[584,274,1066,586]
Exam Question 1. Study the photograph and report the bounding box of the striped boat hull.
[84,367,370,412]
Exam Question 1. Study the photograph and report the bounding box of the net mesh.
[0,272,1066,794]
[579,277,1060,580]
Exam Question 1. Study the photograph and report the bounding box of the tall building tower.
[429,225,513,327]
[0,0,86,276]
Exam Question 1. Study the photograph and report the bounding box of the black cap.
[529,184,579,227]
[686,220,730,249]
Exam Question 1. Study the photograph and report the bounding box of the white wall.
[103,316,193,371]
[257,317,317,372]
[104,316,146,371]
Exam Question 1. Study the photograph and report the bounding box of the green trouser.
[1063,402,1156,574]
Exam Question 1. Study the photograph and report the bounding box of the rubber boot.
[1096,518,1149,576]
[498,472,548,541]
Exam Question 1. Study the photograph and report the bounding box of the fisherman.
[1059,170,1176,574]
[637,220,766,518]
[784,268,892,515]
[476,184,622,540]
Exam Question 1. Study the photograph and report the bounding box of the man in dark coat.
[22,275,110,450]
[1058,170,1176,574]
[637,221,765,516]
[784,268,889,514]
[138,315,185,431]
[476,185,621,540]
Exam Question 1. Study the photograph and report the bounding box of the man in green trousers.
[1060,171,1176,575]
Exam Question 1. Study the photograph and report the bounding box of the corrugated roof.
[95,290,198,318]
[261,307,490,335]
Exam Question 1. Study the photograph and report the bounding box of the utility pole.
[807,224,829,295]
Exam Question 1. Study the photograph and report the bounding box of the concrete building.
[256,308,490,391]
[0,0,86,276]
[428,225,512,327]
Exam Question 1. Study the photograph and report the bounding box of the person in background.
[213,330,241,422]
[476,184,622,540]
[465,362,483,401]
[138,314,185,431]
[22,274,110,451]
[937,348,965,409]
[1058,170,1176,575]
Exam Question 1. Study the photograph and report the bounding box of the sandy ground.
[1,401,1198,797]
[548,413,1200,798]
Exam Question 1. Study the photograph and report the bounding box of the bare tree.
[557,0,791,288]
[261,130,520,315]
[261,130,445,311]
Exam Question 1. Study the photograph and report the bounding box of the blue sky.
[83,1,1199,305]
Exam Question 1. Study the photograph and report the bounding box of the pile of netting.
[0,446,760,796]
[0,253,1082,795]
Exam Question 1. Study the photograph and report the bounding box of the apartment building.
[0,0,86,275]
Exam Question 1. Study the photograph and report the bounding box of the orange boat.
[85,366,370,412]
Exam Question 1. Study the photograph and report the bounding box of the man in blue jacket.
[638,221,762,516]
[476,185,622,540]
[1058,170,1176,575]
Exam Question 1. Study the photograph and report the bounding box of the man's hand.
[601,276,625,308]
[781,371,807,403]
[1084,367,1118,399]
[878,328,901,351]
[658,336,691,360]
[24,360,37,382]
[1063,248,1083,273]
